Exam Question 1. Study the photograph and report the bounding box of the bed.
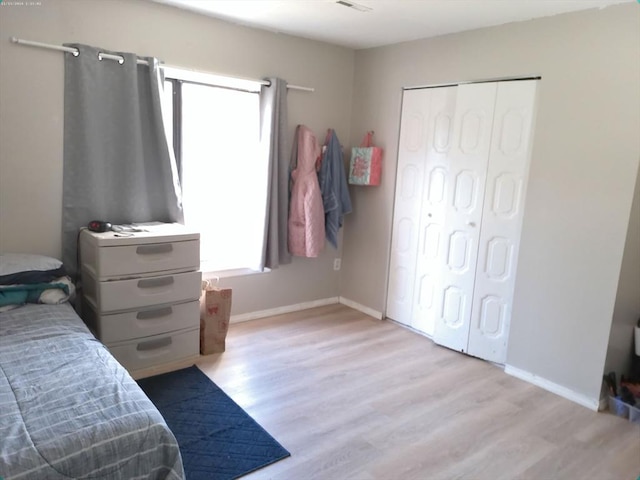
[0,255,185,480]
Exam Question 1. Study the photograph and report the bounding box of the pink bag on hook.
[349,131,382,186]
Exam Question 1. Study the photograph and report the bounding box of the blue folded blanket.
[0,282,70,308]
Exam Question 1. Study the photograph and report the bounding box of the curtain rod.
[9,36,315,92]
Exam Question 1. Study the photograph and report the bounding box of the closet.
[386,79,538,364]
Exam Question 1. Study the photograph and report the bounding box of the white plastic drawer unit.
[93,300,200,344]
[79,223,201,376]
[108,328,199,372]
[91,270,202,313]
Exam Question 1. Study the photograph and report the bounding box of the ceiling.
[151,0,632,50]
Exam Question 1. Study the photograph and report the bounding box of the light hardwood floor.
[196,304,640,480]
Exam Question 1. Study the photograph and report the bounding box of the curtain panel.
[260,77,291,270]
[62,44,182,275]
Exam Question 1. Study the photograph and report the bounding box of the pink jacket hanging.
[288,125,325,257]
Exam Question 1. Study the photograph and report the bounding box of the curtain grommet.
[97,53,103,61]
[72,49,79,57]
[118,57,125,65]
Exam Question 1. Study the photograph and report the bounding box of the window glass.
[179,83,265,272]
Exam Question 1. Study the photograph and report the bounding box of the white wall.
[342,4,640,406]
[605,166,640,376]
[0,0,354,315]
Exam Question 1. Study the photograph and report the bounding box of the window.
[163,72,267,273]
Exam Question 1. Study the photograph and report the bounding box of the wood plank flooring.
[196,304,640,480]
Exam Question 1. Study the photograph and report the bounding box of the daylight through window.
[163,77,266,273]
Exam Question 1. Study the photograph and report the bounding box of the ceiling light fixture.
[335,0,372,13]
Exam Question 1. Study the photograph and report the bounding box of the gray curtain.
[260,78,291,270]
[62,44,182,275]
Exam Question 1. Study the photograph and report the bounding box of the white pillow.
[0,253,63,276]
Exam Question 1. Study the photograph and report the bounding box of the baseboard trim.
[598,395,608,412]
[504,365,599,411]
[338,297,383,320]
[230,297,340,324]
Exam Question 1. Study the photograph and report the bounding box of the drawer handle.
[136,337,172,351]
[137,277,174,289]
[136,306,173,320]
[136,244,173,255]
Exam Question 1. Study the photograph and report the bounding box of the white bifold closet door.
[386,79,538,364]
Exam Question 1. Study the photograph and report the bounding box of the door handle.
[136,306,173,320]
[137,276,174,289]
[136,244,173,255]
[136,337,172,351]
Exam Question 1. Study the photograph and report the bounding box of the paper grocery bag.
[199,279,232,354]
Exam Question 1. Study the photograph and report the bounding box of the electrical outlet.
[333,258,342,271]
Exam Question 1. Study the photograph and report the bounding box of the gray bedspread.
[0,304,185,480]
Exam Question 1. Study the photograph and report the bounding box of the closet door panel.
[389,80,538,365]
[433,82,497,353]
[467,80,538,363]
[412,86,456,336]
[386,89,432,326]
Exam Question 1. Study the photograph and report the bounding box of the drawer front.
[96,239,199,278]
[98,271,202,313]
[108,328,199,372]
[97,301,199,343]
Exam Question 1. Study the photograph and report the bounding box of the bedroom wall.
[604,165,640,378]
[342,3,640,407]
[0,0,354,315]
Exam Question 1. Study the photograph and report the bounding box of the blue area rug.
[138,366,290,480]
